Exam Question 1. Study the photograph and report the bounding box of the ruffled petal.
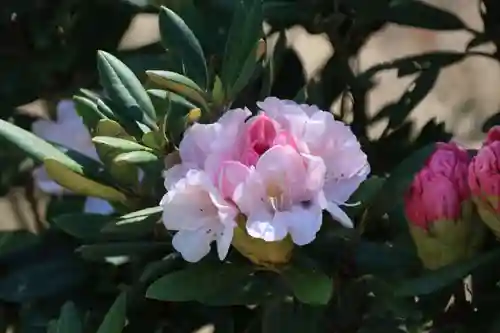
[172,229,213,262]
[246,209,287,242]
[286,204,323,245]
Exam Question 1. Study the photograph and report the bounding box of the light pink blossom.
[161,97,369,262]
[160,169,238,262]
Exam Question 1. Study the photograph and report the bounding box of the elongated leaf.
[96,292,127,333]
[147,89,197,117]
[221,0,263,97]
[282,266,333,305]
[53,213,111,241]
[366,143,436,219]
[73,96,108,131]
[97,51,157,129]
[95,119,135,141]
[146,263,254,303]
[45,158,127,203]
[146,70,209,110]
[394,250,500,297]
[114,151,159,165]
[56,302,82,333]
[159,6,208,89]
[230,39,265,98]
[0,119,80,170]
[92,137,153,153]
[78,242,170,261]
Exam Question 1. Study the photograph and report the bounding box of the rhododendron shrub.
[3,1,500,333]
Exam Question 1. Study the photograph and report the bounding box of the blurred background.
[1,0,499,237]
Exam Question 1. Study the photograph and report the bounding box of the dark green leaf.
[366,143,436,219]
[262,298,325,333]
[97,51,157,129]
[55,302,82,333]
[394,249,500,297]
[96,292,127,333]
[221,0,263,99]
[281,266,333,305]
[146,262,255,304]
[77,242,170,261]
[384,1,467,30]
[159,6,208,89]
[52,213,111,241]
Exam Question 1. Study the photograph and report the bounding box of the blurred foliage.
[1,0,500,333]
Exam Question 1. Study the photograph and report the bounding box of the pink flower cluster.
[405,126,500,231]
[161,97,370,262]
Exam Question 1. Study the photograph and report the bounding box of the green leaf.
[262,298,325,333]
[346,176,386,219]
[92,136,153,153]
[147,89,197,118]
[44,158,127,203]
[394,249,500,297]
[55,302,82,333]
[146,70,209,110]
[0,230,38,259]
[114,151,159,165]
[0,254,86,303]
[73,96,108,131]
[159,6,208,89]
[384,1,467,30]
[146,262,255,304]
[102,206,162,236]
[141,130,166,151]
[140,253,181,284]
[281,266,333,305]
[52,213,111,241]
[230,39,265,98]
[0,119,80,170]
[96,292,127,333]
[221,0,263,99]
[366,143,436,219]
[77,242,170,261]
[97,51,157,129]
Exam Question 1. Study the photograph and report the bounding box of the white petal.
[286,205,323,245]
[163,164,190,191]
[246,210,288,242]
[172,230,212,262]
[84,197,114,215]
[216,226,234,260]
[326,202,353,228]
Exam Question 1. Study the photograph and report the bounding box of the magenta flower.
[405,143,470,230]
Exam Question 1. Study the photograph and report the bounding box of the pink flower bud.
[405,142,470,229]
[405,143,483,270]
[469,126,500,237]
